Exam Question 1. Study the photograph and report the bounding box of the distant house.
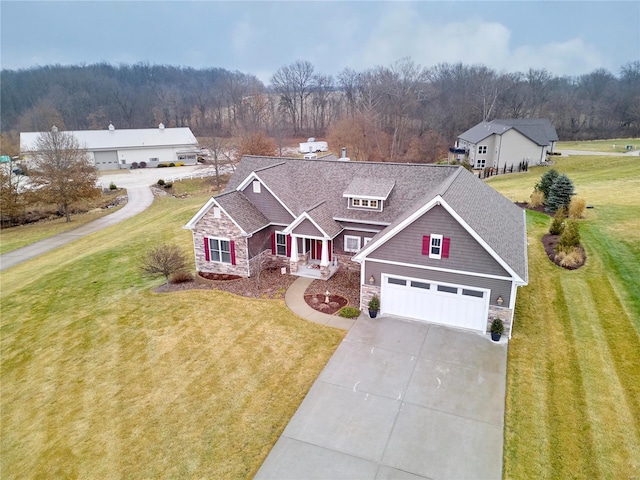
[20,124,200,171]
[453,118,558,170]
[185,155,528,338]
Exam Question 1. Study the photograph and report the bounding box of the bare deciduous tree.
[140,244,188,282]
[29,128,99,222]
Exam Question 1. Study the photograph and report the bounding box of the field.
[0,192,345,479]
[556,137,640,153]
[488,156,640,478]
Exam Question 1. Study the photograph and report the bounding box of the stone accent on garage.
[193,207,248,277]
[360,284,381,311]
[488,305,513,337]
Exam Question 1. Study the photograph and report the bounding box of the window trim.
[343,235,362,253]
[430,234,443,260]
[477,145,487,155]
[208,237,232,264]
[275,232,287,256]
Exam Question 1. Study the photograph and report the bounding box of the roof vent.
[51,125,58,133]
[159,123,165,130]
[108,123,115,132]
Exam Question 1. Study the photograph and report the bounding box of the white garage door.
[381,275,489,332]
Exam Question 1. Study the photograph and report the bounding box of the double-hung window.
[276,233,287,256]
[209,238,232,264]
[478,145,487,155]
[430,234,443,259]
[344,235,361,253]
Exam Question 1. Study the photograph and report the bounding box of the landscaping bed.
[541,233,587,270]
[303,294,348,315]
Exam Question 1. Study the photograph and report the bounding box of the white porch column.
[290,235,299,262]
[320,238,329,266]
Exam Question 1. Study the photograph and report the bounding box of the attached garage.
[93,150,119,170]
[380,274,489,333]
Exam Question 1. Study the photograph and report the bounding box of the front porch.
[290,259,339,280]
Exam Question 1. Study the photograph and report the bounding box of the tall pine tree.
[545,174,575,213]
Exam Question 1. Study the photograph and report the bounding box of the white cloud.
[351,4,605,75]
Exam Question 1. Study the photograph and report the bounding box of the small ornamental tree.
[555,219,581,254]
[537,168,559,199]
[141,244,188,282]
[549,206,567,235]
[546,174,575,213]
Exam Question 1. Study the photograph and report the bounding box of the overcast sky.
[1,1,639,83]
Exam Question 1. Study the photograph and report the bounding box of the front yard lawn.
[0,195,345,478]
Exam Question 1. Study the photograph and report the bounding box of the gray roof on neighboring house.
[215,190,270,234]
[458,118,558,146]
[342,177,396,199]
[217,155,527,281]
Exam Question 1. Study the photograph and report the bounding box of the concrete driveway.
[255,316,507,480]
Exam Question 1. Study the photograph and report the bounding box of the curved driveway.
[0,186,153,271]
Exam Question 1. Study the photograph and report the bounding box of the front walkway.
[261,286,508,479]
[284,276,357,330]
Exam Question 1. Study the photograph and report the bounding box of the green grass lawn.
[0,194,345,478]
[556,138,640,153]
[488,156,640,478]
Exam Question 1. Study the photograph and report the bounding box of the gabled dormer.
[342,177,395,212]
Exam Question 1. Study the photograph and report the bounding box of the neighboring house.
[185,156,528,337]
[453,118,558,170]
[20,124,200,171]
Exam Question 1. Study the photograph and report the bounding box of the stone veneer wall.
[487,305,513,337]
[193,207,248,277]
[360,284,381,311]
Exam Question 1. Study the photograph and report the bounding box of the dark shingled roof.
[219,155,527,281]
[342,177,396,199]
[459,118,558,146]
[215,190,269,235]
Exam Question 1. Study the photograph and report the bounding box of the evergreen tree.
[537,168,559,199]
[546,174,575,213]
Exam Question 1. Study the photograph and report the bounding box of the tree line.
[1,59,639,162]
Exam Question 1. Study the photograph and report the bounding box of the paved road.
[0,186,154,271]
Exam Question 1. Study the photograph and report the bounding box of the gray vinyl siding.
[335,230,375,255]
[292,218,323,237]
[241,183,293,224]
[365,261,513,306]
[247,226,272,258]
[368,205,509,277]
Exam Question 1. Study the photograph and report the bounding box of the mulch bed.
[153,265,361,305]
[304,294,348,315]
[541,234,587,270]
[515,202,551,216]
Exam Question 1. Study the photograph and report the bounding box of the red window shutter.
[230,240,236,265]
[422,236,430,255]
[286,235,292,257]
[204,238,210,261]
[442,238,451,258]
[271,232,276,255]
[328,240,332,261]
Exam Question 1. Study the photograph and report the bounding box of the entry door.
[308,239,332,261]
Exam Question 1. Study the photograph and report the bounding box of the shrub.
[460,160,472,172]
[140,244,188,282]
[537,168,559,198]
[556,219,580,253]
[546,173,575,213]
[164,182,173,189]
[109,182,117,190]
[549,207,567,235]
[555,248,585,268]
[139,161,147,168]
[175,162,185,167]
[529,190,545,208]
[368,295,380,311]
[131,161,139,169]
[157,163,168,168]
[169,162,175,167]
[339,306,361,318]
[569,196,587,219]
[490,318,504,335]
[168,270,194,284]
[157,179,165,186]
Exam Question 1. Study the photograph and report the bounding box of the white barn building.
[20,124,200,171]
